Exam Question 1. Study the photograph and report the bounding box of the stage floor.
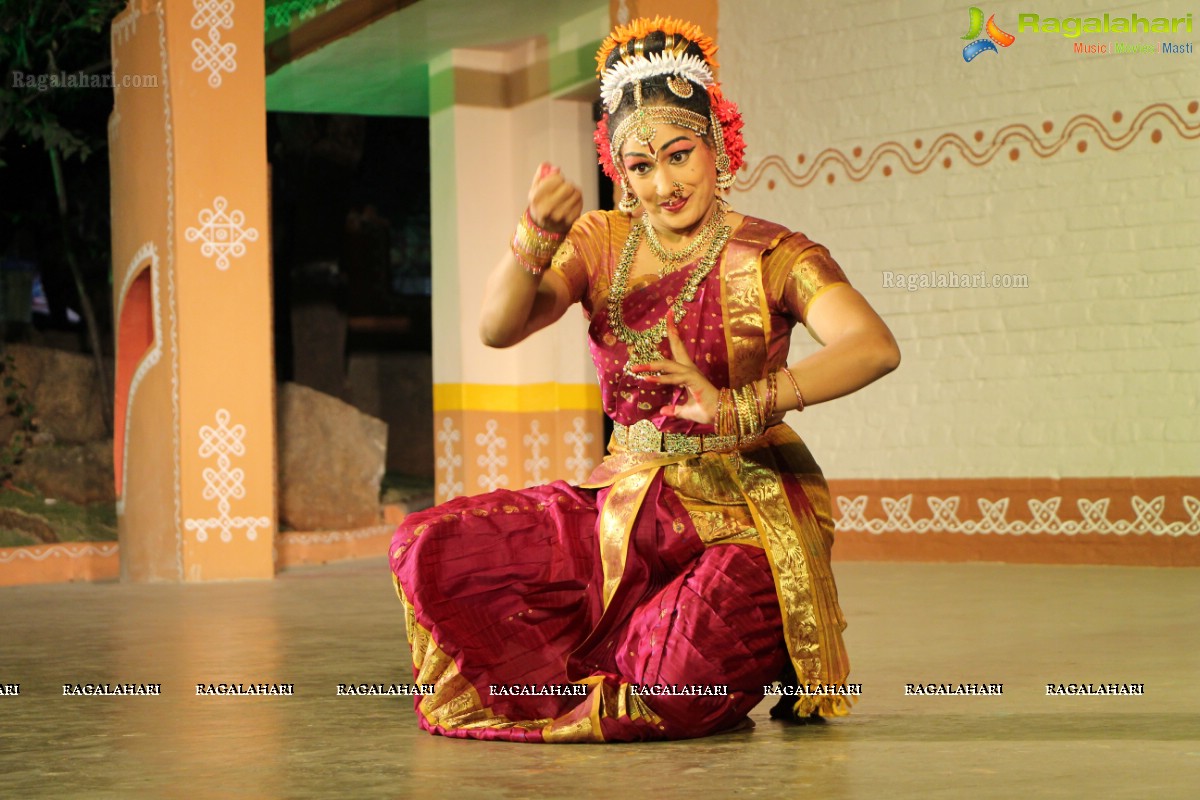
[1,559,1197,799]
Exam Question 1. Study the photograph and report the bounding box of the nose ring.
[671,181,684,197]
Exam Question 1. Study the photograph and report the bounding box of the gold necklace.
[642,203,725,273]
[608,215,731,371]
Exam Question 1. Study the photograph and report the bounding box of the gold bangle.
[515,208,565,259]
[722,388,736,438]
[714,388,730,437]
[510,236,550,276]
[734,384,761,441]
[751,379,766,429]
[523,208,566,241]
[763,371,778,422]
[779,366,804,412]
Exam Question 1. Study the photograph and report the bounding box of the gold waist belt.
[612,418,760,455]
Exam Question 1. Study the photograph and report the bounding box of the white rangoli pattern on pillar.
[523,420,550,486]
[183,409,270,542]
[435,417,463,500]
[475,419,508,492]
[185,196,258,270]
[190,0,237,88]
[564,417,595,484]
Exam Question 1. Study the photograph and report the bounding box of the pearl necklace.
[608,212,731,371]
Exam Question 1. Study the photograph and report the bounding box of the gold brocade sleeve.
[547,210,618,314]
[762,234,851,324]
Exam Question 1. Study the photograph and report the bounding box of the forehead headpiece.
[594,17,746,201]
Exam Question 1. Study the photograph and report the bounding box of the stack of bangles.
[510,208,564,276]
[715,367,806,443]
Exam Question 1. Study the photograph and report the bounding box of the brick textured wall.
[721,0,1199,481]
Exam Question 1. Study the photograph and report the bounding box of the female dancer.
[390,17,900,743]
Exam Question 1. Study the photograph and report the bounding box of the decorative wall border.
[0,543,119,564]
[827,477,1200,566]
[835,493,1199,537]
[280,524,394,546]
[0,520,398,585]
[0,543,120,587]
[737,100,1200,189]
[274,523,396,570]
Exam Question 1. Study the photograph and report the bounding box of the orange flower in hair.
[595,16,719,74]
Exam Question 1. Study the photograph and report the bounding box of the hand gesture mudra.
[632,317,719,424]
[634,318,789,429]
[528,162,583,235]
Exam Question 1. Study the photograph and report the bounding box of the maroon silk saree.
[390,211,853,742]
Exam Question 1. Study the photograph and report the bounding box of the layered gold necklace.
[642,203,727,275]
[608,205,731,371]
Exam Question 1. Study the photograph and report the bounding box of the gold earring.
[618,181,640,213]
[710,109,734,191]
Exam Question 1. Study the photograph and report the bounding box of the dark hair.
[604,32,712,150]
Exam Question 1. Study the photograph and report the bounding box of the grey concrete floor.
[1,559,1198,799]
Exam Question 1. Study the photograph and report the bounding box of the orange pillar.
[110,0,275,581]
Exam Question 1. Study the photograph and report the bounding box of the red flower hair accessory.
[709,86,746,178]
[593,113,622,185]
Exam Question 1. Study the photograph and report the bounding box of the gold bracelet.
[515,208,565,259]
[734,384,762,441]
[510,237,550,276]
[730,386,745,441]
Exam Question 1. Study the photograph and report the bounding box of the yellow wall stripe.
[434,383,601,412]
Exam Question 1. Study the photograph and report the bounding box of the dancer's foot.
[769,696,827,725]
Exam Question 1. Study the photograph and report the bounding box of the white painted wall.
[721,0,1199,479]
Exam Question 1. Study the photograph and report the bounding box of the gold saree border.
[596,468,658,609]
[732,442,854,718]
[720,219,793,389]
[541,676,665,743]
[398,600,664,742]
[720,234,767,391]
[405,611,549,734]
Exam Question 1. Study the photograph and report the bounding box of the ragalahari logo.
[962,7,1016,61]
